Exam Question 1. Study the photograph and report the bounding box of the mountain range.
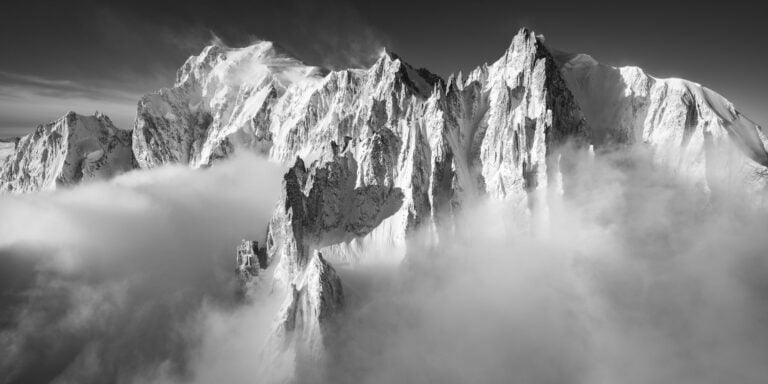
[2,28,766,375]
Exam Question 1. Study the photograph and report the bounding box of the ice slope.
[555,51,768,199]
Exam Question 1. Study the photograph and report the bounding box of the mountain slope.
[424,28,589,231]
[133,42,329,169]
[0,112,135,193]
[554,50,768,200]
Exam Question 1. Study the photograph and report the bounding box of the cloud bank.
[0,155,283,384]
[316,148,768,384]
[1,148,768,384]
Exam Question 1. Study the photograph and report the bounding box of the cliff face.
[0,112,135,193]
[421,29,590,233]
[272,250,344,360]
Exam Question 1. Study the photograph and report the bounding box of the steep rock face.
[273,251,344,358]
[235,239,267,282]
[420,29,589,233]
[267,143,404,283]
[266,150,368,359]
[0,112,134,193]
[555,51,768,200]
[260,134,423,363]
[243,49,442,265]
[266,49,439,164]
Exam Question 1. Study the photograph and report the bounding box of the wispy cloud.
[0,71,144,135]
[0,0,392,136]
[0,71,139,102]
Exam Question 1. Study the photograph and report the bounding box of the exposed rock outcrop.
[236,239,267,282]
[273,250,343,358]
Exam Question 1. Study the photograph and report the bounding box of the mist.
[315,148,768,384]
[2,147,768,384]
[0,154,283,383]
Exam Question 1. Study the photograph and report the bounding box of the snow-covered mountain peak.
[499,28,538,58]
[176,40,327,93]
[134,40,336,168]
[552,43,768,197]
[0,112,134,193]
[484,28,547,89]
[369,47,443,98]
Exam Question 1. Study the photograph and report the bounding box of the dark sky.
[1,0,765,136]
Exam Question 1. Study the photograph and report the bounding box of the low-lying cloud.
[316,148,768,384]
[0,154,283,384]
[1,148,768,384]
